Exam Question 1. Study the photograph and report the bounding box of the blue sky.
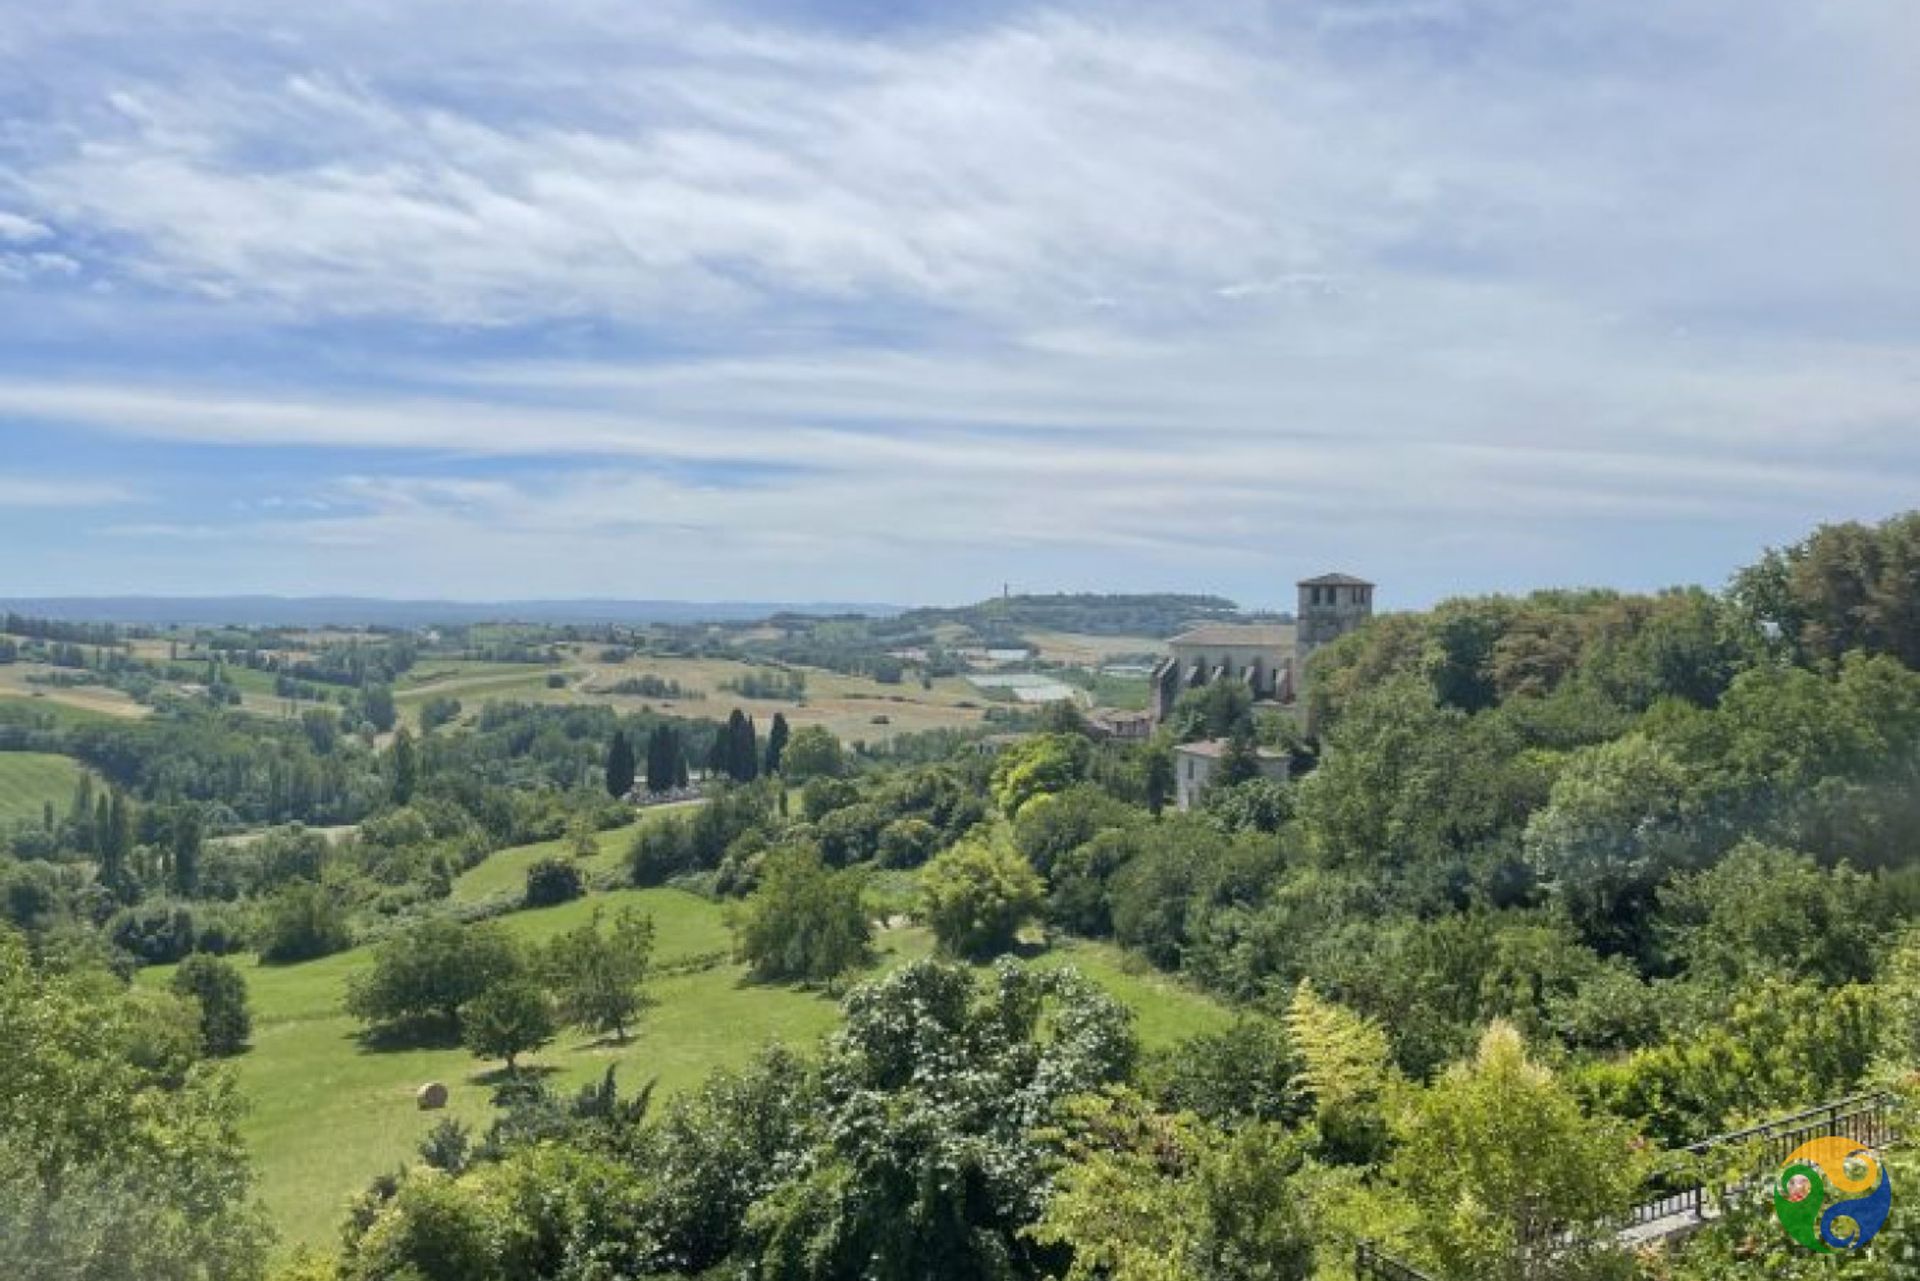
[1,0,1916,610]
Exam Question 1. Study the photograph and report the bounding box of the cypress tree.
[390,728,418,805]
[726,710,759,782]
[172,806,203,898]
[765,712,791,776]
[673,730,689,788]
[707,727,730,780]
[104,791,134,899]
[69,774,97,854]
[645,727,667,794]
[606,730,637,798]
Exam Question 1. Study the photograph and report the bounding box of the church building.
[1150,572,1374,722]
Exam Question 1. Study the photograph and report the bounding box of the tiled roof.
[1174,737,1291,760]
[1298,572,1373,587]
[1168,624,1294,647]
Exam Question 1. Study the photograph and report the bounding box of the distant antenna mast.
[1003,582,1010,600]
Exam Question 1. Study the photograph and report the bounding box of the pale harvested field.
[0,665,151,719]
[567,651,988,742]
[1021,630,1168,665]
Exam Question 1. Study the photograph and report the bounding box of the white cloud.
[0,1,1915,601]
[0,212,51,243]
[0,476,133,507]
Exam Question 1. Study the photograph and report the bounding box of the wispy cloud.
[0,0,1915,601]
[0,475,134,507]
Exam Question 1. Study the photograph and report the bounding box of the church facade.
[1150,572,1373,722]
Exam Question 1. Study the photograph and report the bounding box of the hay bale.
[416,1081,449,1111]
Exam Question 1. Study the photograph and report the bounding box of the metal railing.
[1355,1240,1439,1281]
[1624,1090,1898,1234]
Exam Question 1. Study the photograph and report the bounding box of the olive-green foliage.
[746,960,1136,1280]
[1108,818,1282,976]
[875,816,938,869]
[1298,674,1531,877]
[1522,733,1696,959]
[1011,784,1142,878]
[170,951,252,1056]
[1199,777,1294,834]
[919,830,1045,960]
[345,917,522,1035]
[540,905,655,1041]
[345,1171,498,1281]
[629,784,776,885]
[1148,1016,1306,1129]
[1574,978,1886,1146]
[989,733,1091,817]
[1027,1088,1313,1281]
[779,726,845,781]
[1166,681,1254,742]
[460,978,557,1071]
[1387,1023,1644,1281]
[1732,510,1920,669]
[1659,840,1881,986]
[732,845,871,986]
[257,882,353,963]
[522,855,584,907]
[0,928,270,1280]
[1048,827,1141,937]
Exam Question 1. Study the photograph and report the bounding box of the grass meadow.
[0,751,87,826]
[141,833,1228,1253]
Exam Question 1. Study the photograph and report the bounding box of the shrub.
[258,884,353,963]
[876,817,938,869]
[523,857,584,908]
[919,832,1045,960]
[107,901,247,966]
[630,818,692,887]
[733,846,871,986]
[170,952,252,1056]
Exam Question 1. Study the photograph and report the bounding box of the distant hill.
[0,597,904,629]
[890,593,1265,639]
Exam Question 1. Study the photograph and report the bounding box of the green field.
[0,751,87,826]
[143,856,1228,1253]
[449,823,638,904]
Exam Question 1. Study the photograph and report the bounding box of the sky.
[0,0,1916,611]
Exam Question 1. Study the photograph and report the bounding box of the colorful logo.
[1774,1137,1893,1251]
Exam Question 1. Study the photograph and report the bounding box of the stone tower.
[1296,573,1374,672]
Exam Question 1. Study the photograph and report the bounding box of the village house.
[1172,738,1294,810]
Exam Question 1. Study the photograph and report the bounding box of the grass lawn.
[0,751,87,826]
[450,824,638,905]
[145,864,1227,1254]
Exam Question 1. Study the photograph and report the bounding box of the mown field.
[0,751,87,826]
[142,839,1228,1253]
[390,649,997,743]
[0,662,150,721]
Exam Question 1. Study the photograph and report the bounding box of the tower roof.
[1298,572,1373,588]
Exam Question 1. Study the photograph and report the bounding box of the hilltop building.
[1150,572,1373,722]
[1296,573,1375,670]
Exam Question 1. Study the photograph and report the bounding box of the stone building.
[1296,573,1375,671]
[1149,623,1294,721]
[1172,738,1294,810]
[1149,572,1374,722]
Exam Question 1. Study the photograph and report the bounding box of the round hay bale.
[416,1082,449,1111]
